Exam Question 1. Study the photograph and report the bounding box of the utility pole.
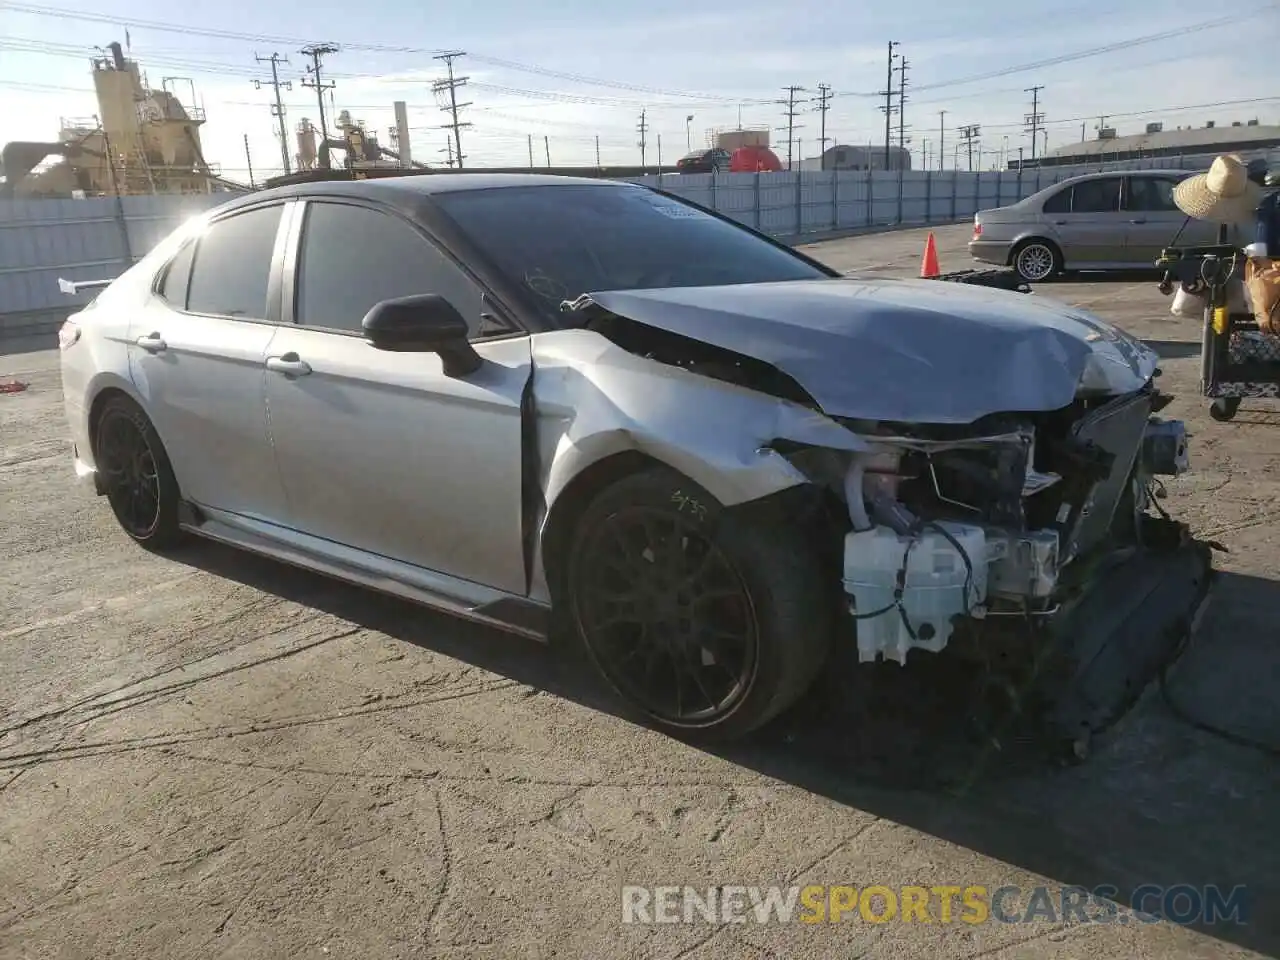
[813,83,833,158]
[528,134,534,170]
[686,114,694,152]
[300,43,338,149]
[595,135,601,169]
[897,59,910,160]
[1024,85,1044,160]
[253,53,292,175]
[432,52,471,169]
[637,109,649,171]
[544,135,551,167]
[879,41,900,168]
[441,136,454,169]
[243,133,255,188]
[938,110,947,170]
[959,123,981,172]
[780,85,806,171]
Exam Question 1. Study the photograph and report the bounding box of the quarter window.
[159,239,196,307]
[1041,188,1071,214]
[1070,178,1122,214]
[186,205,283,319]
[295,201,494,337]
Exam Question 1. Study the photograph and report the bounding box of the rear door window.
[186,205,283,320]
[1070,178,1122,214]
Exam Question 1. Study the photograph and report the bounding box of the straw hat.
[1173,154,1264,224]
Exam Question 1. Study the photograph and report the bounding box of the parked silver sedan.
[59,173,1208,746]
[969,169,1219,282]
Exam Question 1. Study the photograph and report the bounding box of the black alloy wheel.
[573,505,759,726]
[94,397,183,548]
[563,466,834,740]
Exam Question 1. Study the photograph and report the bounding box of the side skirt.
[178,501,552,642]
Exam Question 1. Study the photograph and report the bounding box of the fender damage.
[529,280,1213,748]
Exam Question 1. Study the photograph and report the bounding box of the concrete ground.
[1,223,1277,959]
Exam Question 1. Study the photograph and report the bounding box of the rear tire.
[563,466,834,741]
[94,395,184,550]
[1011,239,1062,282]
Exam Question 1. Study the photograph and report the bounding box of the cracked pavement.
[1,224,1277,959]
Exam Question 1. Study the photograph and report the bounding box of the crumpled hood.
[584,277,1158,424]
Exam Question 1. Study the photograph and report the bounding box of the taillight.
[58,319,80,350]
[972,219,983,241]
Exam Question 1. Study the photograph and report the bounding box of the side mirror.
[361,294,483,377]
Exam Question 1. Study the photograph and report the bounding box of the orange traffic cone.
[920,232,940,278]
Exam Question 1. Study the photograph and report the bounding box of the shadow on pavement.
[1143,340,1203,360]
[173,539,1280,956]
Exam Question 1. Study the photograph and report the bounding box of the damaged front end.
[559,280,1213,748]
[794,387,1211,745]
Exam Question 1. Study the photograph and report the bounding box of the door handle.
[135,333,166,353]
[266,354,312,377]
[1053,219,1068,226]
[1129,218,1147,224]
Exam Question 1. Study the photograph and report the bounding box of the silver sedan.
[969,169,1219,282]
[59,173,1207,745]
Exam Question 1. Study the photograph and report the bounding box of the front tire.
[564,466,834,741]
[1011,239,1062,282]
[94,396,184,549]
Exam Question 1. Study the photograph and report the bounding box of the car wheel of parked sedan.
[94,395,184,549]
[1011,239,1061,282]
[565,466,833,740]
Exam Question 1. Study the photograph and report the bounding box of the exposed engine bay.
[821,387,1191,665]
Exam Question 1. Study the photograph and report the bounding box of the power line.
[899,10,1256,94]
[813,83,833,157]
[1,2,1264,105]
[1025,85,1044,160]
[300,42,339,149]
[252,53,292,175]
[779,85,806,171]
[432,51,471,169]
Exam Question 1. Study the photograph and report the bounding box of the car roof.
[214,172,636,214]
[1046,168,1191,187]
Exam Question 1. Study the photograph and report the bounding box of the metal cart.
[1158,236,1280,422]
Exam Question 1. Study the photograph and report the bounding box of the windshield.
[433,184,830,323]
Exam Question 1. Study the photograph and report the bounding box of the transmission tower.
[878,41,900,168]
[637,109,649,170]
[1024,85,1045,161]
[780,85,806,171]
[959,123,981,172]
[432,52,471,170]
[253,53,292,175]
[813,83,833,158]
[301,43,339,151]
